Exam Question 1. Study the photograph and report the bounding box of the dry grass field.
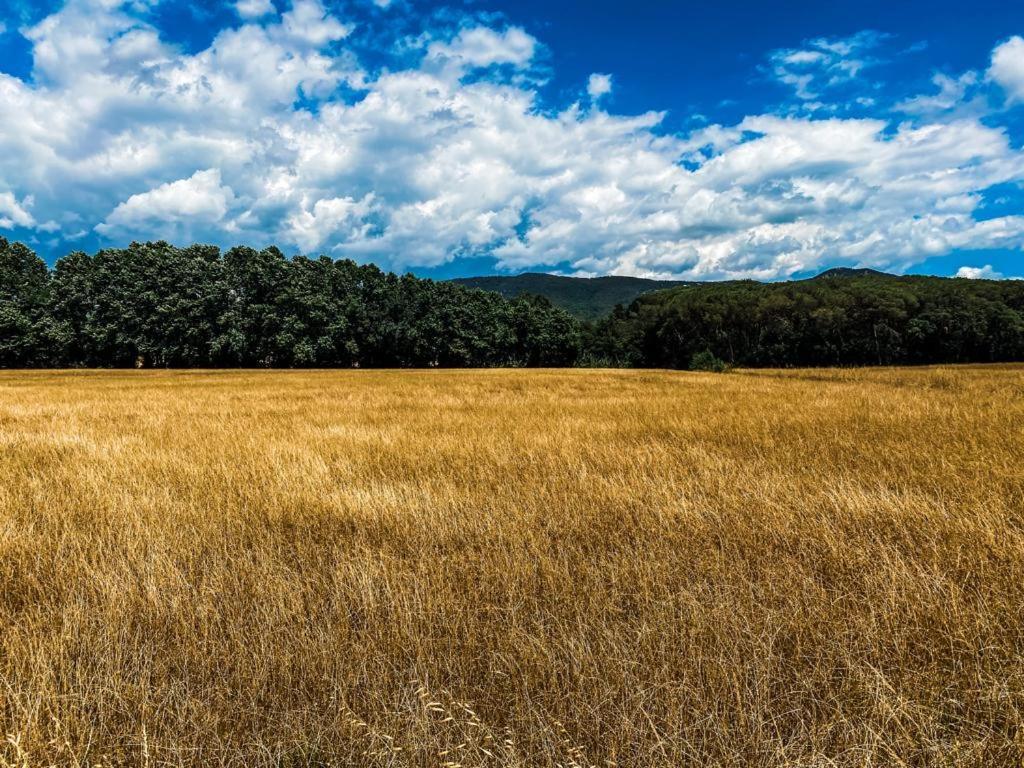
[1,367,1023,767]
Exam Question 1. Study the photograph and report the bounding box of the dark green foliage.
[216,245,290,366]
[48,242,227,367]
[0,241,581,369]
[689,350,728,372]
[602,272,1024,368]
[509,294,582,366]
[452,273,687,320]
[0,238,59,366]
[3,239,1024,369]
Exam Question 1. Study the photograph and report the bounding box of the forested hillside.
[588,270,1024,367]
[452,273,686,320]
[3,237,1024,369]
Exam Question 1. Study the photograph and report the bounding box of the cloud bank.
[0,0,1023,279]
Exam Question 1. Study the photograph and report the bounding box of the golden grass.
[1,367,1023,767]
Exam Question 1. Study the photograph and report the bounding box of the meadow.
[1,367,1023,767]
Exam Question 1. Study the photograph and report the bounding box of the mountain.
[451,268,906,320]
[451,273,687,320]
[810,267,893,280]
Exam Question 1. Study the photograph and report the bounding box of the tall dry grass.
[1,367,1023,767]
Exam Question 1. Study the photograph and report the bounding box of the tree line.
[4,238,1024,369]
[587,269,1024,368]
[0,239,580,368]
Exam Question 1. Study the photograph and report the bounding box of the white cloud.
[587,73,612,100]
[0,4,1023,280]
[956,264,1001,279]
[989,36,1024,103]
[426,26,536,72]
[278,0,350,47]
[235,0,275,19]
[768,31,889,101]
[21,0,159,85]
[97,169,234,236]
[286,194,376,251]
[898,71,980,115]
[0,192,35,230]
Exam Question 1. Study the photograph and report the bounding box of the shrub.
[690,349,728,372]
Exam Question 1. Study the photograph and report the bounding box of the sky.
[0,0,1023,280]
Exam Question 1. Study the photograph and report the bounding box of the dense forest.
[3,237,1024,369]
[588,268,1024,368]
[0,239,580,368]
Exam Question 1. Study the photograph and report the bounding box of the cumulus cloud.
[278,0,350,47]
[0,192,35,230]
[97,170,235,237]
[0,3,1023,279]
[989,36,1024,103]
[286,194,376,252]
[955,263,1022,280]
[956,264,1002,279]
[425,26,536,72]
[587,73,612,100]
[235,0,275,19]
[21,0,165,85]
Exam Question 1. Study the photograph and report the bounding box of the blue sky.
[0,0,1022,280]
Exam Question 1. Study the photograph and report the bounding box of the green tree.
[215,246,289,366]
[0,239,56,367]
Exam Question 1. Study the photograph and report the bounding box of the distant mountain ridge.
[452,268,905,321]
[810,267,893,280]
[452,267,1010,323]
[451,273,688,320]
